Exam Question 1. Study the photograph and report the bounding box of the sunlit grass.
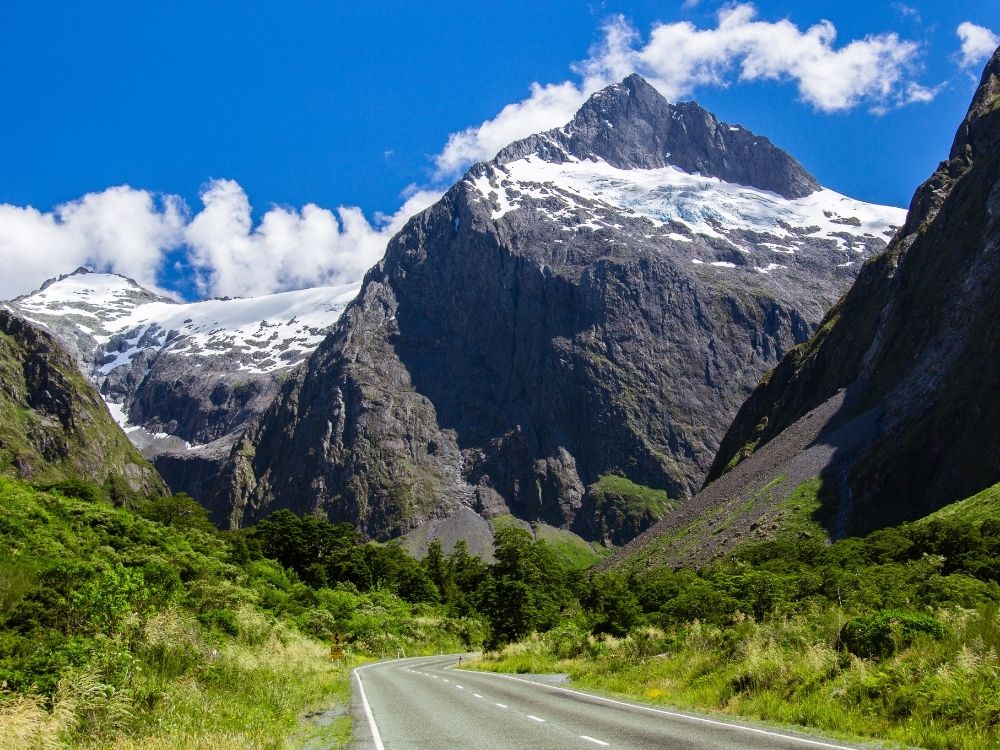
[467,607,1000,750]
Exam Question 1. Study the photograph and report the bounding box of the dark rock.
[208,76,900,543]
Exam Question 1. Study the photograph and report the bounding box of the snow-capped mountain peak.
[12,270,359,375]
[7,270,360,461]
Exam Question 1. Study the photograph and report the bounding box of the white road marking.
[456,685,465,690]
[580,736,610,746]
[353,669,386,750]
[473,693,483,698]
[527,715,546,722]
[496,703,508,708]
[473,671,857,750]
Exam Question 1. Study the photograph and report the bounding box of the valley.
[2,33,1000,750]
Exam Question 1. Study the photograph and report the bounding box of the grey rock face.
[210,76,903,542]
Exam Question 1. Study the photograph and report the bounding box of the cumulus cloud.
[956,22,1000,69]
[0,182,439,301]
[185,180,439,298]
[0,187,185,300]
[433,3,929,177]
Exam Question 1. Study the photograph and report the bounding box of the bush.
[840,609,945,658]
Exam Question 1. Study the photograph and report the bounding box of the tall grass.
[1,606,353,750]
[468,605,1000,749]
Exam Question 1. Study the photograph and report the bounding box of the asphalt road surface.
[350,654,866,750]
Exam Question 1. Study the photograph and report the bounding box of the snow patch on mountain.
[14,272,360,376]
[469,156,906,257]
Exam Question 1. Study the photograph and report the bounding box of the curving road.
[350,654,865,750]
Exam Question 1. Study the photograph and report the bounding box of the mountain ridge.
[205,75,903,548]
[0,307,165,495]
[494,74,820,200]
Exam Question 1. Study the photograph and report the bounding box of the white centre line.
[527,715,546,723]
[495,703,508,708]
[456,685,465,690]
[442,678,450,683]
[580,736,610,747]
[473,693,483,698]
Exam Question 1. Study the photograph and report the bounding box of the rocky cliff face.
[0,308,164,494]
[606,49,1000,570]
[211,75,903,542]
[8,269,358,498]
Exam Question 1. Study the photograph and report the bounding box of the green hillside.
[0,310,163,497]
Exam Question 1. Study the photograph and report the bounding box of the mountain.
[607,50,1000,570]
[207,74,904,547]
[0,307,164,494]
[7,269,359,499]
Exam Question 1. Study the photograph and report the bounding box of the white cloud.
[0,182,439,301]
[185,180,440,298]
[0,187,185,300]
[956,22,1000,69]
[892,3,921,23]
[433,3,929,177]
[433,82,589,179]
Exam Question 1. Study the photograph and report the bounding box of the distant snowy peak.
[13,271,361,375]
[14,269,177,340]
[468,155,905,259]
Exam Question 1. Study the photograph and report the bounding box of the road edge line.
[469,670,857,750]
[353,667,385,750]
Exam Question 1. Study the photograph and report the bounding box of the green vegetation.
[490,515,609,570]
[8,448,1000,750]
[0,477,608,746]
[590,474,671,516]
[587,474,673,545]
[0,322,162,496]
[469,481,1000,749]
[532,524,609,570]
[0,478,480,749]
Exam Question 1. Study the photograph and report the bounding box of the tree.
[140,493,216,533]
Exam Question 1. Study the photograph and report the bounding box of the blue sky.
[0,1,997,300]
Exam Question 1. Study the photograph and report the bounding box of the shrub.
[840,609,945,658]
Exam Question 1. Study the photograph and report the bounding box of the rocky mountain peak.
[494,74,820,199]
[16,266,170,306]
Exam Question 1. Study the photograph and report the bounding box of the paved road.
[351,654,865,750]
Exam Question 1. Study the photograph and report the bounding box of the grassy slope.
[469,480,1000,750]
[918,481,1000,526]
[0,477,351,749]
[587,474,674,546]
